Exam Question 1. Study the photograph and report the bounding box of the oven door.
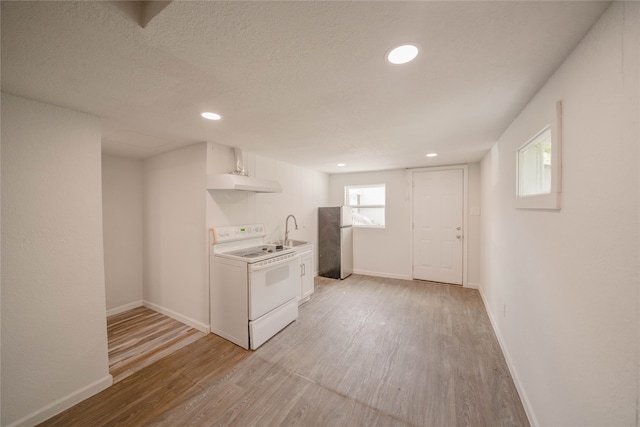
[248,253,300,320]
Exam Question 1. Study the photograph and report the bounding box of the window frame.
[515,101,562,210]
[344,184,386,228]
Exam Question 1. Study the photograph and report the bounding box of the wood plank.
[40,276,530,427]
[106,306,206,384]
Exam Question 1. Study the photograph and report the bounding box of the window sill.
[514,192,561,210]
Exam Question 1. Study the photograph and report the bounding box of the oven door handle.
[250,254,300,272]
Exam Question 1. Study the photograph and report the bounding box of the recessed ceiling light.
[426,153,438,158]
[201,112,221,120]
[387,44,419,65]
[337,163,346,167]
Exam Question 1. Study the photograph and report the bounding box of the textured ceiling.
[1,1,610,173]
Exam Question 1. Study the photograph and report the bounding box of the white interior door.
[412,169,463,285]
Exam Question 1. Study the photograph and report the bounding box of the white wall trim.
[466,282,480,289]
[143,300,210,333]
[106,300,144,317]
[6,375,113,427]
[352,270,412,281]
[408,165,469,286]
[477,286,539,427]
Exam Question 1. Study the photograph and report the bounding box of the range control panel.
[210,224,266,244]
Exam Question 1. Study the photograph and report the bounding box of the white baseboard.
[143,300,210,334]
[466,282,480,289]
[106,300,143,317]
[477,286,538,427]
[352,269,412,281]
[6,375,113,427]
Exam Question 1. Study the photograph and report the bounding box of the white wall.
[102,155,144,315]
[328,169,411,279]
[328,166,482,284]
[480,3,639,426]
[206,143,329,268]
[1,93,111,426]
[467,162,482,287]
[143,143,209,332]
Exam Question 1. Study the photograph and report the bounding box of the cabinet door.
[301,251,314,300]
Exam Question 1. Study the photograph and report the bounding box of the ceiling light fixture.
[337,163,346,167]
[426,153,438,158]
[201,112,221,120]
[387,44,419,65]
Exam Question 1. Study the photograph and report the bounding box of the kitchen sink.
[270,239,311,248]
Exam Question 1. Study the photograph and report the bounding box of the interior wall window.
[518,126,552,197]
[345,184,385,227]
[515,100,562,210]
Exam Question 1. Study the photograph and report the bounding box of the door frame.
[409,165,469,287]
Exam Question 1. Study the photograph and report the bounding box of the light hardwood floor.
[41,275,529,426]
[108,306,206,384]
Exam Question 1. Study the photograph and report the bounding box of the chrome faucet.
[285,214,298,243]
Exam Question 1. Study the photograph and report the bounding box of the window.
[515,101,562,210]
[518,126,552,197]
[345,184,385,227]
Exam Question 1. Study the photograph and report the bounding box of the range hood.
[206,174,282,193]
[207,148,282,193]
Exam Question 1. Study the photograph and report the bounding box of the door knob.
[456,227,461,230]
[456,234,462,239]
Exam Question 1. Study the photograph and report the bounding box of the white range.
[209,224,300,350]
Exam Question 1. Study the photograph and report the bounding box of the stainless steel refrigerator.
[318,206,353,279]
